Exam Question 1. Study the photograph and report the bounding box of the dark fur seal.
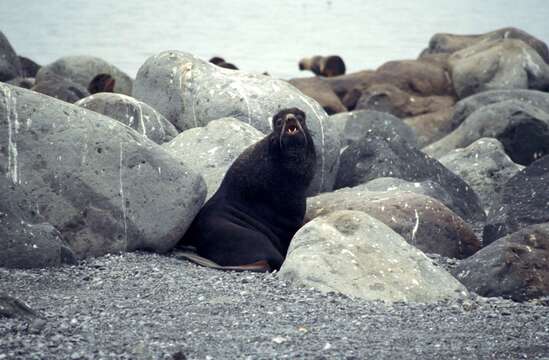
[178,108,316,272]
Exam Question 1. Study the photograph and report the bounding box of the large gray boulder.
[76,93,179,145]
[280,210,468,303]
[421,27,549,63]
[453,223,549,302]
[36,56,133,95]
[483,155,549,245]
[448,89,549,131]
[439,138,524,216]
[133,51,341,194]
[0,189,76,269]
[306,187,480,259]
[329,110,417,148]
[0,31,22,81]
[449,39,549,99]
[0,83,205,259]
[163,117,265,199]
[335,135,485,228]
[424,100,549,165]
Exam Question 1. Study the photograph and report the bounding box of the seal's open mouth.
[286,125,299,135]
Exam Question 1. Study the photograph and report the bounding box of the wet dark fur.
[178,108,316,270]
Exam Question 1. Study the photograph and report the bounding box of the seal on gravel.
[177,108,316,272]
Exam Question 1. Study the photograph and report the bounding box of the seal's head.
[272,108,311,155]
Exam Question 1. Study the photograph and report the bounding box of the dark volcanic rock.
[439,138,524,216]
[5,77,35,90]
[329,110,417,148]
[76,93,179,144]
[18,56,41,78]
[31,70,90,103]
[448,89,549,131]
[334,135,485,228]
[454,223,549,301]
[133,51,340,194]
[484,155,549,245]
[36,56,133,95]
[0,83,206,260]
[0,31,22,81]
[306,187,480,259]
[449,39,549,99]
[424,100,549,165]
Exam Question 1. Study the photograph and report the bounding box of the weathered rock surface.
[306,186,480,258]
[453,223,549,301]
[329,110,417,148]
[31,70,90,103]
[355,83,455,119]
[0,83,205,260]
[0,31,22,82]
[439,138,524,216]
[163,117,264,199]
[449,39,549,99]
[0,190,76,269]
[334,135,485,227]
[133,51,340,193]
[421,27,549,64]
[280,210,468,303]
[448,89,549,130]
[424,100,549,165]
[483,155,549,245]
[288,77,347,115]
[36,56,133,95]
[76,93,179,144]
[404,107,455,147]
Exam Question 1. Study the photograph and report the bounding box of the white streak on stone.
[119,143,128,244]
[230,82,252,124]
[411,209,420,245]
[2,85,20,184]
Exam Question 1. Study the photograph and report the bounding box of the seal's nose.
[284,114,300,135]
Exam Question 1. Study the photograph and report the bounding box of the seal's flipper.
[172,250,271,273]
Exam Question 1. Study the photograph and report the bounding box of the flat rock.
[453,223,549,301]
[163,117,264,199]
[36,55,133,95]
[334,135,485,228]
[0,31,22,81]
[280,210,469,303]
[306,187,480,258]
[449,39,549,99]
[439,138,524,216]
[76,93,179,144]
[329,110,417,148]
[133,51,340,194]
[424,100,549,165]
[483,155,549,245]
[0,83,205,259]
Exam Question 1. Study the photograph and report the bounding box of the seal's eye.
[275,118,283,127]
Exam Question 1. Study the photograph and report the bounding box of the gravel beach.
[1,252,548,360]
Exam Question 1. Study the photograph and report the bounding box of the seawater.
[1,0,549,79]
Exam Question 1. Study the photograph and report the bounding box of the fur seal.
[178,108,316,272]
[299,55,346,77]
[209,56,239,70]
[88,73,116,94]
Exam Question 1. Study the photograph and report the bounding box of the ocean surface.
[1,0,549,79]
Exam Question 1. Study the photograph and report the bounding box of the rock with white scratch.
[0,83,206,260]
[133,51,341,194]
[76,93,178,144]
[280,210,468,303]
